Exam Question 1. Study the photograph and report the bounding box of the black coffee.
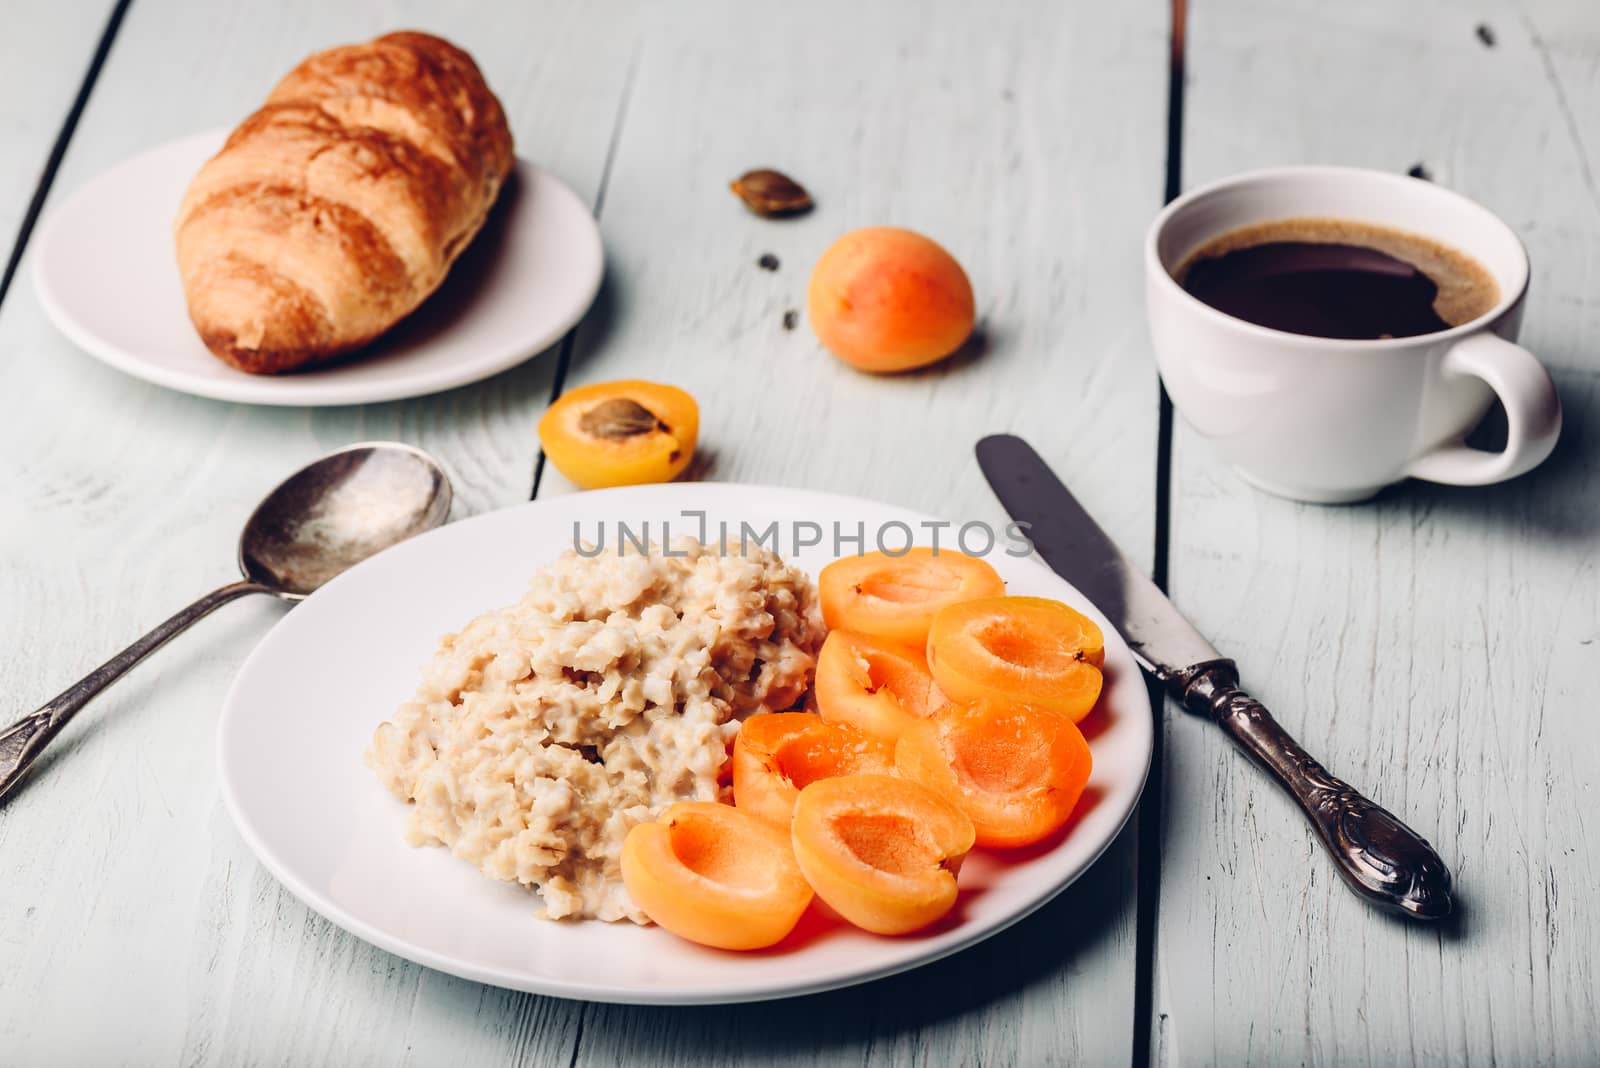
[1178,218,1499,340]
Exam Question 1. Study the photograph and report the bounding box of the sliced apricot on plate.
[620,801,812,950]
[926,596,1105,722]
[819,548,1005,649]
[732,712,894,829]
[896,701,1093,848]
[813,630,949,743]
[537,379,699,490]
[790,773,974,935]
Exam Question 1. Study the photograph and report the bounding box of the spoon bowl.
[240,443,452,599]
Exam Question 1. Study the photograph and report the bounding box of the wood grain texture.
[0,1,637,1064]
[1155,1,1600,1064]
[536,1,1169,1064]
[0,0,117,279]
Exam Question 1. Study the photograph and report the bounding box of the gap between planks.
[0,0,132,318]
[530,44,643,502]
[1132,0,1186,1064]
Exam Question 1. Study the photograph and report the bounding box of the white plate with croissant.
[33,33,603,407]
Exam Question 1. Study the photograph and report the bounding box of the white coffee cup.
[1145,166,1562,503]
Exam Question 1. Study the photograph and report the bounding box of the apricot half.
[790,774,974,935]
[807,227,976,373]
[819,548,1005,650]
[926,597,1105,722]
[538,380,699,490]
[896,701,1093,848]
[620,801,813,950]
[813,630,948,743]
[732,712,894,829]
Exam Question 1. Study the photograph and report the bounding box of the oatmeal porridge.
[366,538,822,923]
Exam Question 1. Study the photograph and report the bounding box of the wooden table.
[1,1,1594,1063]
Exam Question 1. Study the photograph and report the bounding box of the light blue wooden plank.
[0,2,635,1063]
[537,1,1170,1063]
[1158,1,1600,1064]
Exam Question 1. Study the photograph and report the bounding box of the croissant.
[174,31,514,374]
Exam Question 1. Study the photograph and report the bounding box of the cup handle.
[1405,332,1562,486]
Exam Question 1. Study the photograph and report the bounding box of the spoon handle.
[0,579,272,805]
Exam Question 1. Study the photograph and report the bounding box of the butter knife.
[976,433,1453,919]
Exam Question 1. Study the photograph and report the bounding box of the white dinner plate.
[217,483,1153,1004]
[32,129,602,406]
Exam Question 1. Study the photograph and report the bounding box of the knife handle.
[1182,663,1454,919]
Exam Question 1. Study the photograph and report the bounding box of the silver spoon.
[0,441,452,804]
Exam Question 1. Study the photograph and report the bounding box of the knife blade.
[976,434,1215,683]
[976,433,1454,920]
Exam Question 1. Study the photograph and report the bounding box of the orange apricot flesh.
[537,379,699,490]
[926,596,1105,722]
[896,701,1093,848]
[807,227,976,373]
[813,630,949,743]
[790,774,974,935]
[732,712,894,829]
[620,802,812,950]
[819,548,1005,650]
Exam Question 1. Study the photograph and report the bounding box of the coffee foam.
[1177,217,1501,328]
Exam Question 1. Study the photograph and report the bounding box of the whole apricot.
[807,227,975,373]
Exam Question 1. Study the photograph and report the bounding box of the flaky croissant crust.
[175,31,513,373]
